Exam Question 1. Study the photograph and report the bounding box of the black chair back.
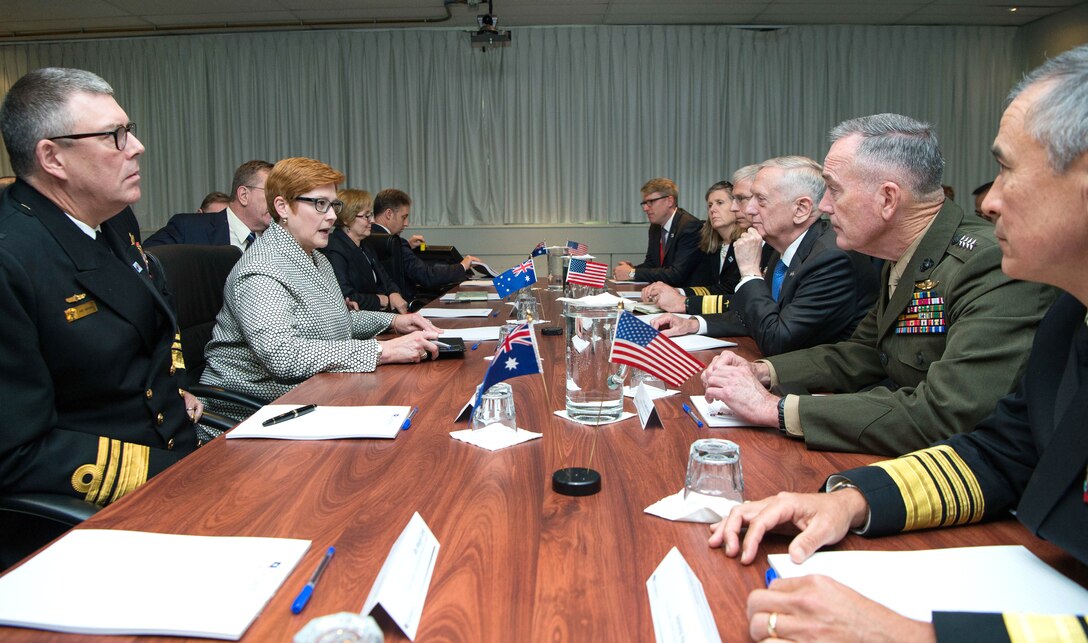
[146,244,242,382]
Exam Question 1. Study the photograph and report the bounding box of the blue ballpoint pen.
[401,406,419,430]
[291,546,334,614]
[471,342,480,350]
[681,403,704,428]
[765,568,778,587]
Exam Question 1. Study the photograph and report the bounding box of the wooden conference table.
[4,285,1084,642]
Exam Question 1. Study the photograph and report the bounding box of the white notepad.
[0,530,310,639]
[226,405,410,440]
[768,545,1088,622]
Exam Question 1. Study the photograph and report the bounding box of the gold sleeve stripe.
[72,437,111,503]
[172,331,186,371]
[109,443,150,504]
[690,287,710,296]
[701,295,725,315]
[1005,614,1088,643]
[71,438,151,507]
[871,445,984,531]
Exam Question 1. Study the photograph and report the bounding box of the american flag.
[567,240,589,255]
[566,258,608,288]
[531,242,548,257]
[609,311,705,387]
[494,258,537,297]
[474,322,542,408]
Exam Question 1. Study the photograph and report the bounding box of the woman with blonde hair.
[201,157,441,420]
[319,188,408,313]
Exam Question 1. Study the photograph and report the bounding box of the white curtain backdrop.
[0,25,1019,228]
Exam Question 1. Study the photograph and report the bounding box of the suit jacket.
[633,208,702,286]
[685,243,775,316]
[704,220,880,356]
[839,293,1088,640]
[367,223,467,299]
[766,200,1058,455]
[200,222,395,420]
[0,180,196,506]
[143,210,230,247]
[318,227,401,310]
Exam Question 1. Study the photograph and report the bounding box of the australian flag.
[475,322,543,407]
[494,258,537,298]
[531,242,548,257]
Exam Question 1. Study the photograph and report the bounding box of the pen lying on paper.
[681,403,704,428]
[401,406,419,430]
[291,546,334,614]
[262,404,317,427]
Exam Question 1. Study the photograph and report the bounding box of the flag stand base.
[552,467,601,496]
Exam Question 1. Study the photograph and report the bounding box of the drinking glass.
[684,439,744,501]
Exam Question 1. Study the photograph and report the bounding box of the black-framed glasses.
[640,195,669,207]
[360,210,375,221]
[295,196,344,215]
[48,122,136,151]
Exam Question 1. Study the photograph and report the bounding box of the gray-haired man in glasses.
[0,67,202,515]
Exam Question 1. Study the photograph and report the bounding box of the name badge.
[64,300,98,323]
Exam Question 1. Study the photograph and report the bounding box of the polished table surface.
[3,285,1083,641]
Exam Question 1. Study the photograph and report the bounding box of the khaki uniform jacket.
[766,201,1057,455]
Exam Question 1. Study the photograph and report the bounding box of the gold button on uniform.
[145,388,153,399]
[167,438,175,450]
[169,365,176,376]
[156,412,165,426]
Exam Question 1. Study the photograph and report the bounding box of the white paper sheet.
[469,260,499,277]
[439,292,501,302]
[624,385,679,399]
[449,424,543,451]
[226,405,409,440]
[440,325,503,342]
[768,545,1088,623]
[688,396,750,428]
[461,279,496,287]
[418,308,493,318]
[617,290,643,299]
[362,513,440,641]
[671,335,737,352]
[0,530,309,639]
[646,548,722,643]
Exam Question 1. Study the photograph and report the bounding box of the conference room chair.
[145,244,265,417]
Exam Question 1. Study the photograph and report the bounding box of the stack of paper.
[0,530,310,639]
[226,405,410,440]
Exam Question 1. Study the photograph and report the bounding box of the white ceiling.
[0,0,1082,42]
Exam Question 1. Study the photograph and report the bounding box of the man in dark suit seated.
[642,165,775,316]
[0,67,202,505]
[709,45,1088,642]
[366,188,477,301]
[613,177,702,287]
[143,159,273,250]
[653,156,879,356]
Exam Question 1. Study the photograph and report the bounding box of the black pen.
[262,404,317,426]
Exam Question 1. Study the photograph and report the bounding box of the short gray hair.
[731,164,761,187]
[759,155,826,206]
[828,113,944,197]
[0,67,113,178]
[1008,44,1088,174]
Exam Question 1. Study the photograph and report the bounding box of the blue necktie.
[244,232,256,249]
[771,260,788,301]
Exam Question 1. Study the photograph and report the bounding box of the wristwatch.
[777,397,787,434]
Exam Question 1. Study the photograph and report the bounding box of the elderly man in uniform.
[702,113,1056,456]
[712,45,1088,642]
[0,67,201,506]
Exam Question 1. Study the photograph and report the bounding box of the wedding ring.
[768,612,779,638]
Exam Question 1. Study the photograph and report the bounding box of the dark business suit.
[633,208,702,286]
[839,294,1088,640]
[685,243,776,316]
[0,180,197,506]
[367,222,467,300]
[143,209,230,247]
[318,227,401,310]
[704,220,880,356]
